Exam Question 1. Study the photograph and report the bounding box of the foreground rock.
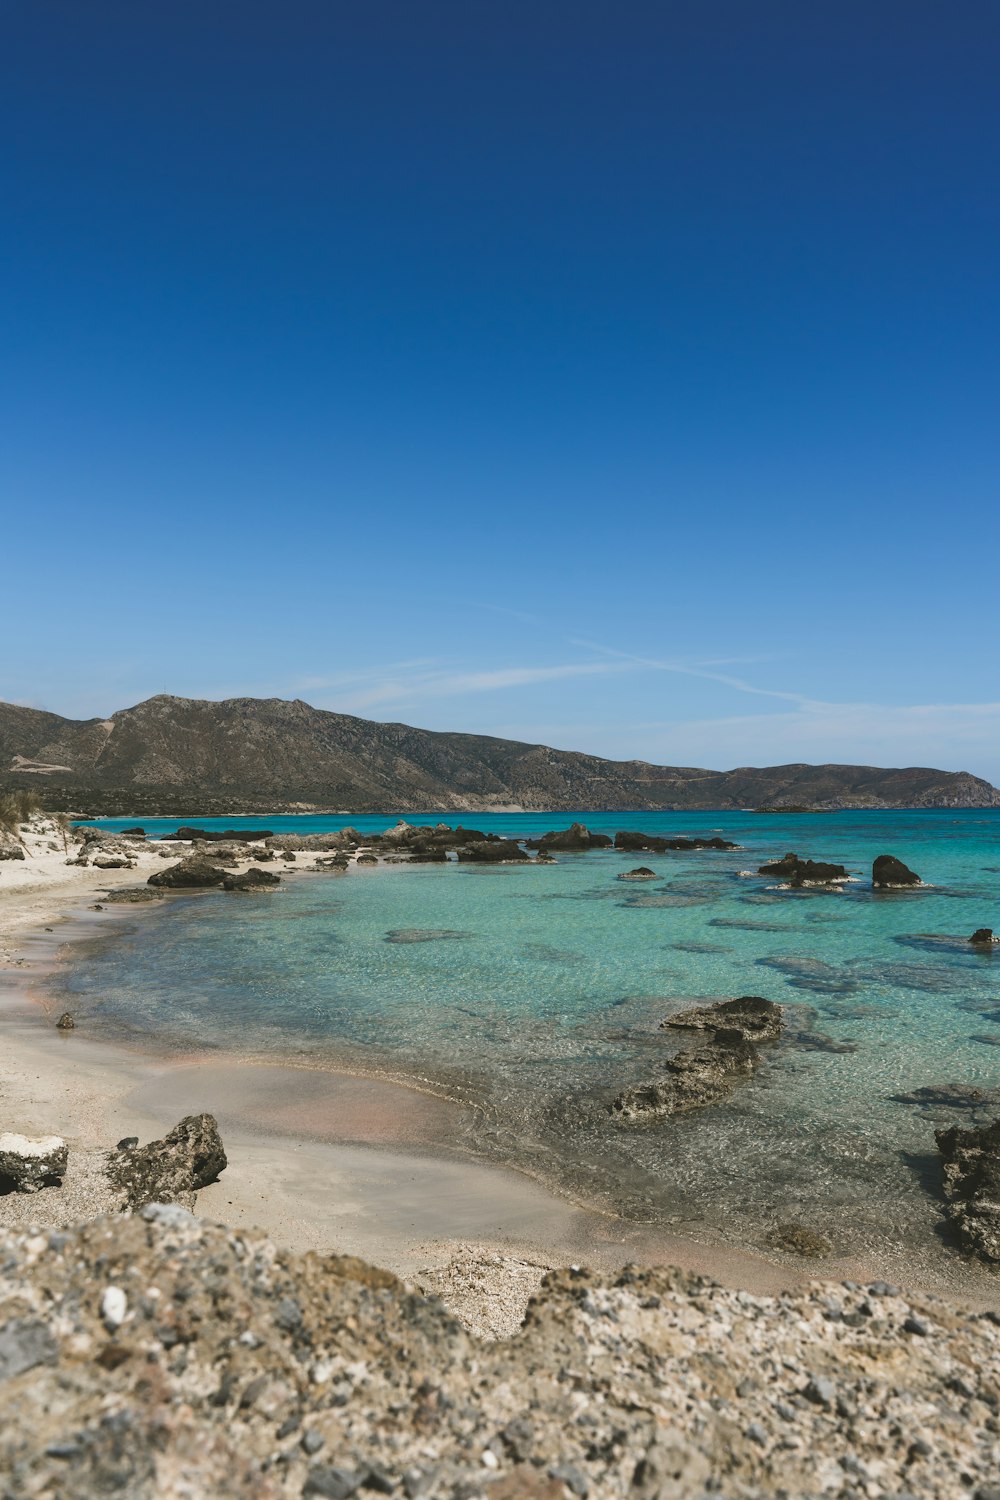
[757,851,849,885]
[222,867,281,891]
[661,994,784,1043]
[610,1030,760,1121]
[0,1133,68,1192]
[147,856,230,888]
[971,927,999,945]
[936,1117,1000,1263]
[106,1114,227,1211]
[873,852,922,888]
[4,1209,999,1499]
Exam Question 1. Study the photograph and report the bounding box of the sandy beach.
[3,816,995,1337]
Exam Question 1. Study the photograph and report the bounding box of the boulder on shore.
[872,853,922,888]
[935,1117,1000,1263]
[222,867,281,891]
[0,1132,68,1192]
[0,829,26,860]
[757,852,849,886]
[106,1114,227,1211]
[661,995,784,1044]
[148,857,230,889]
[456,840,529,863]
[610,1030,760,1121]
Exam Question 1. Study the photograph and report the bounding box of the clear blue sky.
[3,2,999,778]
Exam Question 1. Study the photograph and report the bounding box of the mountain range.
[1,694,997,814]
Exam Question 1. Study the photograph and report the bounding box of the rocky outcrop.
[525,823,613,851]
[757,852,849,885]
[661,995,784,1044]
[222,868,281,891]
[0,1133,68,1192]
[872,853,922,888]
[147,856,230,889]
[106,1115,227,1211]
[161,826,275,842]
[970,928,999,945]
[936,1118,1000,1263]
[4,1210,998,1500]
[614,830,738,852]
[618,866,657,881]
[610,1030,760,1121]
[456,840,529,863]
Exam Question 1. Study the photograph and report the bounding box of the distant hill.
[1,694,997,814]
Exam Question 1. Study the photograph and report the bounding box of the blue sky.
[3,2,999,778]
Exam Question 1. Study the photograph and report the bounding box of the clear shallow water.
[66,811,1000,1267]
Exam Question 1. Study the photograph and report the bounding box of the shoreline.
[3,821,998,1329]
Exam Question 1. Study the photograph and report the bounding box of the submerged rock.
[872,853,922,888]
[757,852,849,886]
[222,867,281,891]
[618,867,658,881]
[936,1118,1000,1263]
[661,995,784,1044]
[148,856,230,889]
[766,1223,833,1257]
[0,1133,68,1192]
[891,1083,1000,1111]
[100,886,164,904]
[456,839,529,863]
[610,1030,760,1121]
[106,1114,227,1211]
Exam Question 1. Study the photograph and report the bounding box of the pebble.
[100,1286,127,1329]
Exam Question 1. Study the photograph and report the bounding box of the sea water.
[61,809,1000,1268]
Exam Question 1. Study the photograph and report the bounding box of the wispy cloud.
[335,660,635,712]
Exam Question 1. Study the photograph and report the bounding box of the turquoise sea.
[63,810,1000,1269]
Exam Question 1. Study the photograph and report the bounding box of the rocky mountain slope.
[2,1206,999,1498]
[1,694,997,813]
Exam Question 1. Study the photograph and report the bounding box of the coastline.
[3,822,998,1332]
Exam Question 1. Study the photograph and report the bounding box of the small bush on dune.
[0,789,42,834]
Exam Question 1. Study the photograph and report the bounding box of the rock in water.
[610,1030,760,1121]
[618,867,658,881]
[757,852,849,885]
[106,1114,227,1210]
[935,1118,1000,1263]
[526,823,613,851]
[55,1012,75,1030]
[455,840,529,863]
[221,867,281,891]
[872,853,922,888]
[147,856,230,888]
[661,995,784,1044]
[970,928,999,945]
[0,1133,68,1192]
